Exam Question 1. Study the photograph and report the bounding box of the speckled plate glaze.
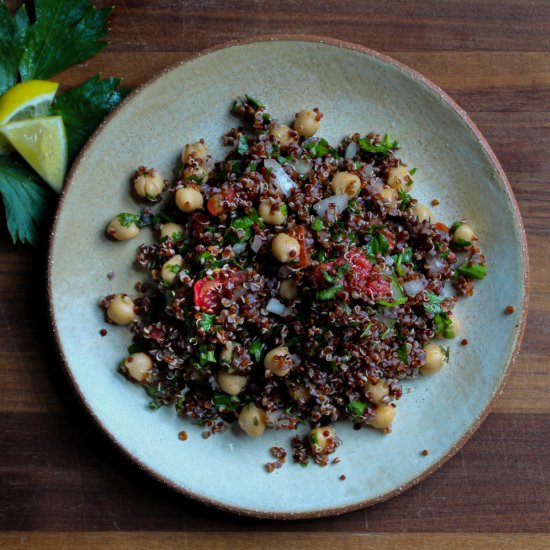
[48,36,528,519]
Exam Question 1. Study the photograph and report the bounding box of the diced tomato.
[293,225,309,268]
[194,278,224,313]
[311,251,391,300]
[207,188,236,217]
[379,227,396,253]
[435,222,449,232]
[193,270,248,313]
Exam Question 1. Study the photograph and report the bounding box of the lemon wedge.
[0,80,59,153]
[0,116,68,192]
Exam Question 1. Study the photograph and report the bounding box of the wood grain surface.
[1,0,549,548]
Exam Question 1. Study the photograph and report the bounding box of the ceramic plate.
[48,36,528,518]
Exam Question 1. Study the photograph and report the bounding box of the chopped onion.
[345,141,358,159]
[313,194,349,218]
[403,278,427,297]
[251,235,264,253]
[426,254,446,276]
[266,297,287,316]
[264,159,297,196]
[232,242,247,255]
[291,158,312,176]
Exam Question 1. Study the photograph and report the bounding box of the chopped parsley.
[213,393,241,412]
[457,262,487,280]
[312,217,325,231]
[227,209,264,243]
[250,338,263,363]
[347,400,366,417]
[237,134,249,155]
[423,291,445,315]
[360,322,373,338]
[198,313,215,332]
[398,189,412,211]
[396,344,409,365]
[365,232,389,257]
[303,138,333,157]
[433,312,454,338]
[377,297,408,308]
[358,133,399,156]
[315,285,344,301]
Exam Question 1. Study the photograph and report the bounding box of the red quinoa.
[102,96,487,466]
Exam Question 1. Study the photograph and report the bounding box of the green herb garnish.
[358,133,399,156]
[213,393,241,412]
[397,189,412,211]
[423,291,445,315]
[347,400,366,417]
[457,262,487,280]
[377,297,408,308]
[396,344,409,365]
[312,217,325,231]
[315,285,344,301]
[237,134,249,155]
[199,313,215,332]
[360,322,373,338]
[250,338,263,363]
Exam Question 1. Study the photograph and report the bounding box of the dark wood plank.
[1,532,549,550]
[1,0,549,538]
[0,411,548,532]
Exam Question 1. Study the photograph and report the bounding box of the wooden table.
[1,1,549,548]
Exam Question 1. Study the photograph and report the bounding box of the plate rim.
[46,34,530,520]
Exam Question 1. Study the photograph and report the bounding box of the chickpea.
[259,199,287,225]
[387,165,414,191]
[219,342,234,365]
[438,314,461,339]
[217,371,247,396]
[161,254,183,285]
[420,343,448,374]
[106,214,140,241]
[368,402,396,430]
[309,426,337,454]
[294,108,321,137]
[160,222,184,240]
[124,352,153,382]
[453,222,476,245]
[286,381,311,403]
[175,187,204,212]
[183,165,209,183]
[413,204,432,222]
[279,278,298,301]
[133,168,164,199]
[270,124,296,147]
[106,294,136,325]
[182,141,208,165]
[238,403,267,437]
[381,186,398,207]
[271,233,300,263]
[330,171,361,197]
[363,380,389,404]
[264,345,292,377]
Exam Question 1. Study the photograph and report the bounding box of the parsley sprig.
[0,1,128,245]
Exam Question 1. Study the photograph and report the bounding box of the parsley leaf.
[315,285,344,301]
[18,0,112,81]
[423,291,445,315]
[347,400,366,417]
[457,262,487,280]
[213,393,241,412]
[396,344,409,365]
[51,75,130,160]
[237,134,249,155]
[397,189,412,211]
[358,133,399,156]
[0,3,29,95]
[0,155,53,245]
[198,313,215,332]
[303,138,334,158]
[250,338,263,362]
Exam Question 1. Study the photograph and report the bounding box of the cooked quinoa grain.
[102,96,487,466]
